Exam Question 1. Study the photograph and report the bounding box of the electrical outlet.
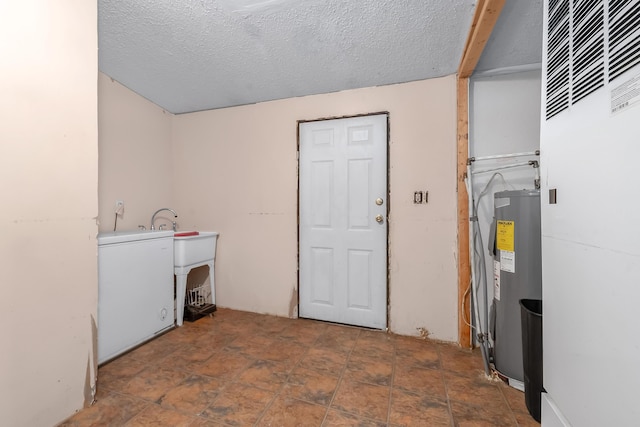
[114,200,124,214]
[413,191,423,204]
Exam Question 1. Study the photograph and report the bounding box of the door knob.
[375,198,384,205]
[375,214,384,223]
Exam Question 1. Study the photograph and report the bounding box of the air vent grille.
[545,0,640,120]
[609,0,640,81]
[546,0,570,119]
[572,1,604,104]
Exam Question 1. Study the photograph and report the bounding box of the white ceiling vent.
[545,0,640,120]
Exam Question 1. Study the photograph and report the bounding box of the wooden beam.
[456,0,505,348]
[457,77,471,348]
[460,0,486,60]
[459,0,506,78]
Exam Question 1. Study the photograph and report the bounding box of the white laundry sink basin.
[174,231,219,268]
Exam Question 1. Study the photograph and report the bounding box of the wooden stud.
[456,0,505,348]
[459,0,506,78]
[457,77,471,348]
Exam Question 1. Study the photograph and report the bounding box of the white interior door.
[299,114,388,329]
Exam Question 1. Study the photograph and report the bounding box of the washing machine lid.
[98,230,174,245]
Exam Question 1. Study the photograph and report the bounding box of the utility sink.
[173,231,219,327]
[174,231,219,268]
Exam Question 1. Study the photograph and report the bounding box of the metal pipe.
[465,165,492,377]
[469,150,539,163]
[533,161,540,189]
[471,161,533,176]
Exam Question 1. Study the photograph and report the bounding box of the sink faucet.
[151,208,178,231]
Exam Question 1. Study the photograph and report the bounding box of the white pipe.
[471,161,533,176]
[465,165,478,335]
[470,150,539,162]
[465,165,491,376]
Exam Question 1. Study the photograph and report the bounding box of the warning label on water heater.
[496,220,515,252]
[500,250,515,273]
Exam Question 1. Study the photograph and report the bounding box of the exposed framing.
[457,0,505,348]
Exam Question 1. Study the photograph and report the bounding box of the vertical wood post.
[456,0,505,348]
[457,77,471,348]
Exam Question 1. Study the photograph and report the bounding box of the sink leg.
[207,262,215,306]
[175,273,188,326]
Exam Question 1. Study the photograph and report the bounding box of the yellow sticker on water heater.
[496,220,515,252]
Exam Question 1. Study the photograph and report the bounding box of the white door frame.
[297,112,390,328]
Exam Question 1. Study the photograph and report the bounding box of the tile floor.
[60,309,539,426]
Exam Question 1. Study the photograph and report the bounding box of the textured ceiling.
[98,0,542,114]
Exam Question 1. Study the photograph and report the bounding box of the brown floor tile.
[159,345,218,372]
[344,353,393,386]
[221,323,263,339]
[120,366,189,401]
[513,410,540,426]
[257,315,293,335]
[193,350,253,380]
[126,334,180,364]
[157,374,226,414]
[314,325,361,353]
[449,399,516,426]
[443,371,504,408]
[201,382,274,425]
[59,392,149,426]
[236,359,291,392]
[210,317,261,336]
[155,327,200,345]
[94,383,112,401]
[260,339,309,364]
[322,410,387,427]
[394,334,436,350]
[283,366,340,406]
[331,379,390,422]
[205,328,241,341]
[257,395,327,427]
[299,347,348,375]
[395,338,441,370]
[393,364,447,399]
[498,382,529,414]
[438,344,484,375]
[188,417,227,427]
[161,326,226,347]
[224,334,278,358]
[124,404,195,426]
[68,310,528,426]
[98,355,149,391]
[278,321,328,345]
[197,330,239,349]
[351,332,395,359]
[389,388,451,426]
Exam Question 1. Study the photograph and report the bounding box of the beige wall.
[98,73,174,232]
[0,2,98,426]
[171,77,459,340]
